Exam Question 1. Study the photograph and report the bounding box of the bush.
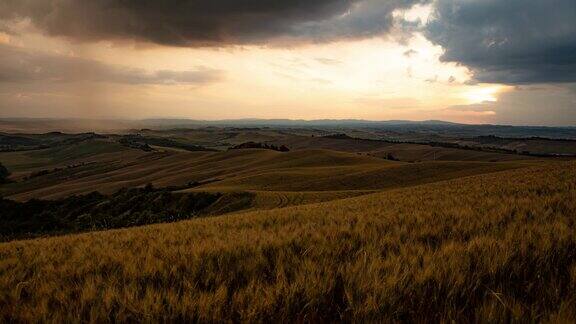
[385,153,399,161]
[0,162,10,183]
[229,142,290,152]
[0,188,223,241]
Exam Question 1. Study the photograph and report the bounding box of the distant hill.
[3,118,576,138]
[139,118,464,128]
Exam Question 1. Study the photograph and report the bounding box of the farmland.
[0,125,575,321]
[1,161,575,321]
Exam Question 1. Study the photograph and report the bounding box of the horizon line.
[1,117,575,128]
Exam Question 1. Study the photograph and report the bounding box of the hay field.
[271,135,537,162]
[1,161,575,322]
[2,146,530,201]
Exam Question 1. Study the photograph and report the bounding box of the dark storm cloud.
[425,0,576,84]
[0,44,223,85]
[0,0,428,46]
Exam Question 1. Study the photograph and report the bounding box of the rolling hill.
[1,142,533,202]
[269,135,538,162]
[0,161,574,322]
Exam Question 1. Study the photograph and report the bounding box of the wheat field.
[2,142,531,201]
[1,161,575,322]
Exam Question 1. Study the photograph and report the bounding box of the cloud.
[0,44,223,85]
[315,57,342,65]
[0,0,428,46]
[425,0,576,84]
[355,96,421,109]
[447,102,495,113]
[403,49,417,57]
[447,84,576,125]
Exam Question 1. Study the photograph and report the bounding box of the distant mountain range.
[1,117,575,138]
[139,118,461,127]
[137,118,576,138]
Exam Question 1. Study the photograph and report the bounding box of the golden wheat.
[1,161,575,322]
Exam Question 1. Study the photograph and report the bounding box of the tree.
[386,153,399,161]
[0,162,10,183]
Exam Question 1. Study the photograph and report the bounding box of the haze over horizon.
[1,0,575,126]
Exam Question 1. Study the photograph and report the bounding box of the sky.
[0,0,575,126]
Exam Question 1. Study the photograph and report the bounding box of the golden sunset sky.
[0,1,574,125]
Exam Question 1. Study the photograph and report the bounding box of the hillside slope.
[270,135,537,162]
[0,139,137,174]
[1,161,575,322]
[2,147,530,201]
[196,159,527,192]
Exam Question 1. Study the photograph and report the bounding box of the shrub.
[0,162,10,183]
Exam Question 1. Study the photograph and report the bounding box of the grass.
[0,139,132,173]
[273,135,537,162]
[247,190,375,210]
[199,159,529,192]
[1,161,575,322]
[2,147,533,201]
[29,140,129,164]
